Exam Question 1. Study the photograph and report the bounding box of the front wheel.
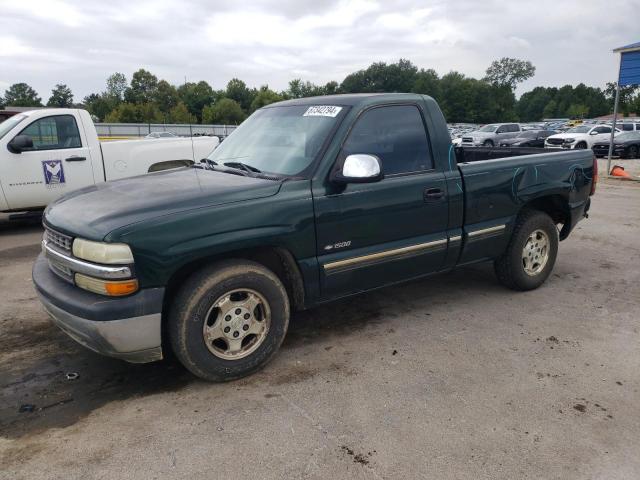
[494,210,559,291]
[483,140,494,147]
[168,260,290,381]
[574,142,587,149]
[626,145,638,159]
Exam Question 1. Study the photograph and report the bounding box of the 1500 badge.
[324,241,351,251]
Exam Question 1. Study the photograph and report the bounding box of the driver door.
[1,114,97,210]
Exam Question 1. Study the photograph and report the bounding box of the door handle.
[424,188,444,201]
[65,156,86,162]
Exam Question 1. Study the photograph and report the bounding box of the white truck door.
[1,113,97,210]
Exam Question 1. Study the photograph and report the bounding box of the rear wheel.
[494,210,558,291]
[168,260,290,381]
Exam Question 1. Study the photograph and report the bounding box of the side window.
[597,126,611,134]
[343,105,433,175]
[509,124,520,133]
[18,115,81,150]
[621,124,633,131]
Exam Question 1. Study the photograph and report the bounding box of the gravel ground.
[0,179,639,480]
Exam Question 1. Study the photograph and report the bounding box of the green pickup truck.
[33,94,597,381]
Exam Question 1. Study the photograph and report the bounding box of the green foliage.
[340,58,418,93]
[202,98,246,125]
[124,69,159,104]
[83,93,116,121]
[517,84,609,120]
[46,84,74,107]
[605,82,639,116]
[225,78,255,111]
[250,87,283,111]
[104,102,162,123]
[178,81,215,121]
[168,102,196,124]
[106,73,127,101]
[3,83,42,107]
[154,80,180,113]
[484,57,535,89]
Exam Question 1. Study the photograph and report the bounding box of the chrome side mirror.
[332,154,383,184]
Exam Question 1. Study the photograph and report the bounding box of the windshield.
[206,105,345,176]
[616,132,640,142]
[566,126,591,133]
[478,124,498,132]
[0,114,27,140]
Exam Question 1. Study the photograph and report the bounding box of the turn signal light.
[75,273,139,296]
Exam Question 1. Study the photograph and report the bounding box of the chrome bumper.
[38,292,163,363]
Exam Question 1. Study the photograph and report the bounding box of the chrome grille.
[546,138,564,145]
[462,137,474,142]
[45,226,73,253]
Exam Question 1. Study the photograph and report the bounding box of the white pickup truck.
[0,109,219,212]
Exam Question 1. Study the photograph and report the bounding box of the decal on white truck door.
[42,160,66,188]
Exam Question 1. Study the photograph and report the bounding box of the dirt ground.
[1,179,639,480]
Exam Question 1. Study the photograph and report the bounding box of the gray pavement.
[1,180,639,479]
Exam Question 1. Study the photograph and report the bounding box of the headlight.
[564,138,575,144]
[72,238,134,264]
[75,273,139,296]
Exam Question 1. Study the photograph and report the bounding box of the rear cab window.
[342,105,434,175]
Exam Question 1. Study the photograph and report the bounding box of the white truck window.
[19,115,82,150]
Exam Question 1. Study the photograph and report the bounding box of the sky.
[0,0,638,102]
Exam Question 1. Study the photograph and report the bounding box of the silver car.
[461,123,521,147]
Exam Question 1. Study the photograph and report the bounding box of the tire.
[168,260,290,382]
[627,145,638,159]
[575,142,587,149]
[483,140,494,147]
[494,210,559,291]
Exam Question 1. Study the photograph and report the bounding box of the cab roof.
[269,93,429,108]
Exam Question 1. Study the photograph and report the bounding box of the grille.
[45,226,73,253]
[546,138,564,145]
[462,137,474,142]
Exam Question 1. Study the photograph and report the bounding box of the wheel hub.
[522,229,550,276]
[202,288,271,360]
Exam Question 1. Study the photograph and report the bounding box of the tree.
[83,93,114,121]
[3,83,42,106]
[168,102,196,123]
[250,87,283,111]
[46,84,74,107]
[225,78,254,111]
[411,68,441,99]
[484,58,535,89]
[124,69,159,104]
[566,103,589,119]
[106,72,127,101]
[154,80,179,114]
[178,81,215,121]
[605,82,638,116]
[104,102,162,123]
[340,59,419,93]
[202,98,246,124]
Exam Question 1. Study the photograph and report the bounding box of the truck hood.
[468,131,494,139]
[44,168,283,240]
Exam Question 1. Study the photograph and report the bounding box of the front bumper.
[33,254,164,363]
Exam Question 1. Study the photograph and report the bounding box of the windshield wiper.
[199,158,218,170]
[223,161,262,174]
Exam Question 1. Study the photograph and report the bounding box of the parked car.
[461,123,521,147]
[33,94,596,381]
[499,130,557,148]
[146,132,178,139]
[592,131,640,158]
[545,124,620,150]
[618,122,640,132]
[0,109,219,212]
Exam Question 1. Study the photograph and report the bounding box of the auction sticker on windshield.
[303,106,342,117]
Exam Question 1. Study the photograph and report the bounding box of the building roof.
[614,41,640,53]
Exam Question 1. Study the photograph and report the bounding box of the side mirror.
[589,131,599,135]
[331,154,383,184]
[7,135,34,154]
